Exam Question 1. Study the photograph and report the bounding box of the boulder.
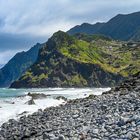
[56,96,67,101]
[25,99,35,105]
[27,92,49,100]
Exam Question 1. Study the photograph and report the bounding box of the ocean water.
[0,88,110,126]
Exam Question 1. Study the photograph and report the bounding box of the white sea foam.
[0,88,110,126]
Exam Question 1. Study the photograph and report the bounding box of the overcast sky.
[0,0,140,67]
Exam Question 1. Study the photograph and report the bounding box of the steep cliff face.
[10,51,123,88]
[0,43,43,87]
[11,31,126,88]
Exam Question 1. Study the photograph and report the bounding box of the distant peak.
[81,23,92,26]
[53,30,66,35]
[95,22,102,24]
[114,11,140,18]
[46,31,75,51]
[50,30,71,41]
[36,43,41,45]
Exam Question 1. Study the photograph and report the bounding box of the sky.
[0,0,140,67]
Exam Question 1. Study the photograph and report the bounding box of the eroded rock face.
[44,53,123,88]
[10,50,124,88]
[103,72,140,95]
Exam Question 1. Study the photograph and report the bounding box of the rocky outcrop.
[10,31,126,88]
[56,96,68,101]
[27,92,49,100]
[103,71,140,95]
[10,50,124,88]
[25,99,35,105]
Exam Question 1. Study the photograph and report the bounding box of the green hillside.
[10,31,140,88]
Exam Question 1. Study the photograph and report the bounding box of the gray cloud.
[0,0,140,36]
[0,33,47,66]
[0,33,47,51]
[0,0,140,65]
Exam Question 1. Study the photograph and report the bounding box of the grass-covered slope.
[10,31,140,88]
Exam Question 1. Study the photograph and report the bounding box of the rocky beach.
[0,72,139,140]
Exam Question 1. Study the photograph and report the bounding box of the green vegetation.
[59,33,140,77]
[10,31,140,88]
[63,75,87,86]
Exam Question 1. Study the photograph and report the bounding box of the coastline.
[0,73,139,140]
[0,88,109,127]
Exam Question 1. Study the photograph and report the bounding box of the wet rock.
[58,135,66,140]
[4,101,15,104]
[80,133,87,140]
[56,96,67,101]
[87,94,96,99]
[25,99,35,105]
[27,92,49,99]
[18,111,29,116]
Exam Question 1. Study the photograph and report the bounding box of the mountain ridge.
[0,43,43,87]
[68,11,140,41]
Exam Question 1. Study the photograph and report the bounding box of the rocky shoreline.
[0,72,139,140]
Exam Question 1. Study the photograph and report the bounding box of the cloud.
[0,0,140,65]
[0,0,140,37]
[0,33,47,51]
[0,50,19,66]
[0,33,47,66]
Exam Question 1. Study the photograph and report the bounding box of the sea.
[0,88,110,126]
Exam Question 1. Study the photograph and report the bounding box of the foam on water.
[0,88,110,126]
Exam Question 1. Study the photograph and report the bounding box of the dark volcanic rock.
[27,92,49,100]
[103,71,140,95]
[25,99,35,105]
[56,96,68,101]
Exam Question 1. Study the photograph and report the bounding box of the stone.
[58,135,66,140]
[43,133,56,139]
[56,96,67,101]
[133,138,139,140]
[27,92,49,99]
[93,129,99,134]
[25,99,35,105]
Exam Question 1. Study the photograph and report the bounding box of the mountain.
[10,31,140,88]
[68,22,105,35]
[130,30,140,41]
[0,43,43,87]
[68,11,140,41]
[0,64,4,69]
